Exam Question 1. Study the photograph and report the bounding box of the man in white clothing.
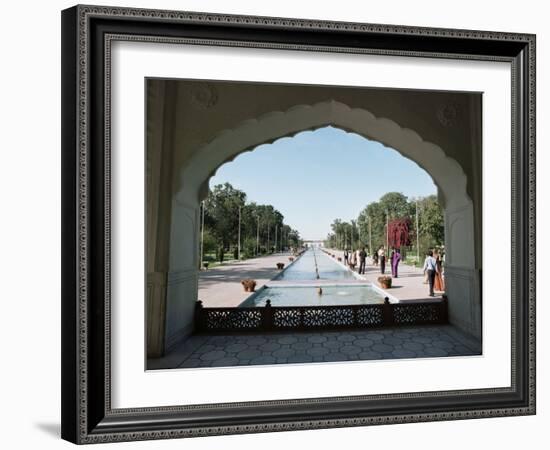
[422,250,438,297]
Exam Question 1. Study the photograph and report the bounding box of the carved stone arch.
[177,100,472,214]
[161,100,480,353]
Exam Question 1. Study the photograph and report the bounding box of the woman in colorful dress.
[391,248,401,278]
[433,250,445,292]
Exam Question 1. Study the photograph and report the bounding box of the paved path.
[325,248,443,303]
[199,252,293,307]
[148,324,481,370]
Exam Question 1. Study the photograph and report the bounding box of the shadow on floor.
[148,324,481,370]
[35,423,60,438]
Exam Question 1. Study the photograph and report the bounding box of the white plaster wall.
[164,199,200,347]
[444,202,479,337]
[444,266,482,339]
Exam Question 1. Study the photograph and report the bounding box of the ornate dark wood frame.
[61,4,536,444]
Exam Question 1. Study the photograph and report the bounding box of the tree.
[348,219,359,249]
[357,201,386,251]
[378,192,413,219]
[328,192,444,258]
[201,229,217,258]
[241,203,284,253]
[204,183,246,248]
[201,183,299,260]
[330,219,343,249]
[417,195,444,253]
[242,237,258,259]
[286,228,302,249]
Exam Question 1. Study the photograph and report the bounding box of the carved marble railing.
[194,297,448,333]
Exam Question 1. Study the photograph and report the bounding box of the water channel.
[274,247,357,281]
[240,247,386,307]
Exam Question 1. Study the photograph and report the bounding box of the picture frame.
[61,4,536,444]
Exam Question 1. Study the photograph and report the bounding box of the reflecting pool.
[241,284,385,307]
[275,247,357,281]
[238,248,388,307]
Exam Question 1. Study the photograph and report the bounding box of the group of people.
[373,246,402,277]
[342,246,402,277]
[342,245,445,297]
[343,248,368,274]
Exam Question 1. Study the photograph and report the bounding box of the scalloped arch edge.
[179,100,472,212]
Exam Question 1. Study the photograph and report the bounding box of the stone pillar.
[147,271,167,356]
[444,202,481,339]
[164,199,200,351]
[146,80,177,357]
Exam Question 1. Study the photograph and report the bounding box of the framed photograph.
[61,4,536,444]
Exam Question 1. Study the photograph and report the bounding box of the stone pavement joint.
[147,324,482,370]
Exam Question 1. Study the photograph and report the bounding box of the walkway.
[326,248,442,303]
[199,252,292,307]
[148,324,481,370]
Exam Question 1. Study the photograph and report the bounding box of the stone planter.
[377,276,392,289]
[241,279,257,292]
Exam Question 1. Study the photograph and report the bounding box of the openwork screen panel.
[205,309,263,331]
[302,307,355,328]
[356,305,384,327]
[392,303,442,324]
[273,308,302,328]
[196,301,447,332]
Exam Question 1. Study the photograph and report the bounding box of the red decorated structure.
[388,218,412,249]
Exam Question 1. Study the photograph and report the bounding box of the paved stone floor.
[148,324,481,370]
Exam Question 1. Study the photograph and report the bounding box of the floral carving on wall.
[190,83,219,109]
[437,102,460,127]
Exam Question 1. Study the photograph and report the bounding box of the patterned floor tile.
[160,324,481,370]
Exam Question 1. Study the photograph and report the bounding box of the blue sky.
[210,126,436,240]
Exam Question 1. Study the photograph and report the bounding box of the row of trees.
[201,183,302,263]
[324,192,444,259]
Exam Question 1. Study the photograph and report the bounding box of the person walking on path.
[372,250,378,266]
[350,249,357,270]
[391,248,401,278]
[433,250,445,292]
[423,250,438,297]
[358,247,367,274]
[378,246,386,274]
[343,249,349,266]
[422,253,429,284]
